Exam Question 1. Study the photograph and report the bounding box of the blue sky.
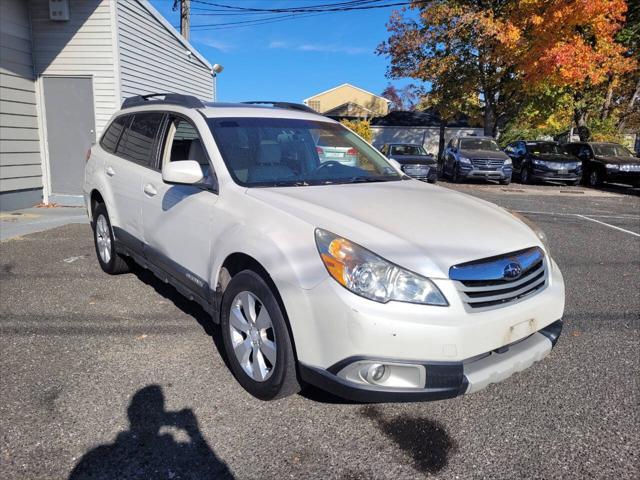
[149,0,417,102]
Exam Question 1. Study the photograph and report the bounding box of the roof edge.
[304,83,390,103]
[136,0,213,71]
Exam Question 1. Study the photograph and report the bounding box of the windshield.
[207,118,401,187]
[592,143,634,157]
[390,144,427,156]
[526,142,567,155]
[460,138,501,151]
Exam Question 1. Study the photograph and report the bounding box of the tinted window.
[390,145,427,156]
[592,143,634,157]
[526,142,566,155]
[460,138,501,151]
[100,115,129,154]
[117,112,164,166]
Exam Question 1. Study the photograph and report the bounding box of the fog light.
[368,364,386,383]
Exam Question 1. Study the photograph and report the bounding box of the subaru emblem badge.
[503,262,522,280]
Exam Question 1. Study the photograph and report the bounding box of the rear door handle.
[143,184,158,197]
[106,166,115,177]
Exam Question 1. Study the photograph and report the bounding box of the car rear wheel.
[220,270,300,400]
[92,203,130,275]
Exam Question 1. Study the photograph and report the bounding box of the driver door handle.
[143,183,157,197]
[106,166,115,177]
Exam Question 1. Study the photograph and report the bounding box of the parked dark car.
[379,143,438,183]
[443,136,512,184]
[565,142,640,187]
[505,141,582,185]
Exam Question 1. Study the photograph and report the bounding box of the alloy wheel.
[95,214,112,264]
[229,291,277,382]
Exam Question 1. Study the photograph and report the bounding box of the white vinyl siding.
[29,0,119,135]
[117,1,214,102]
[0,0,43,193]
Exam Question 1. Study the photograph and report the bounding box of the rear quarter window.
[100,115,129,154]
[117,112,165,167]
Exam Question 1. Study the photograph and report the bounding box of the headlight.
[606,163,619,170]
[458,156,471,165]
[504,157,512,165]
[315,229,448,306]
[508,211,551,256]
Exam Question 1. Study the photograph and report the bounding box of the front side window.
[390,145,427,156]
[207,117,400,187]
[460,138,501,152]
[161,116,213,182]
[117,112,164,166]
[592,143,634,157]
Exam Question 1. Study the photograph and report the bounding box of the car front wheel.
[221,270,300,400]
[452,164,463,183]
[520,167,531,184]
[588,169,603,187]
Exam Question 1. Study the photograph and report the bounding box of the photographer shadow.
[69,385,234,480]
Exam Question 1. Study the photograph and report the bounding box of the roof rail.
[121,93,205,109]
[241,101,317,114]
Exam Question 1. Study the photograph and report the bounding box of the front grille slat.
[450,247,548,310]
[471,159,505,168]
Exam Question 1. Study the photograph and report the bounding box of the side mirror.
[162,160,204,185]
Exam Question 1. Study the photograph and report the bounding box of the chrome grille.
[450,247,547,310]
[471,158,505,169]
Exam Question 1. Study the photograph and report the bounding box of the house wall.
[371,126,485,156]
[0,0,43,210]
[29,0,119,137]
[117,0,214,102]
[306,84,388,116]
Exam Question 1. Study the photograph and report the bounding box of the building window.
[308,100,321,112]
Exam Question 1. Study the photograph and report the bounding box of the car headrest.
[188,139,207,165]
[258,141,282,165]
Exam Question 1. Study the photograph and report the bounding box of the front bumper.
[604,170,640,185]
[459,164,512,180]
[531,168,581,182]
[299,320,562,402]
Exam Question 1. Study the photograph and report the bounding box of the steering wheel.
[313,160,344,173]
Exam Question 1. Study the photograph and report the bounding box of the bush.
[340,119,373,142]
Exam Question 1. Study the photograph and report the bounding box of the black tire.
[92,203,130,275]
[452,164,463,183]
[588,169,603,187]
[220,270,300,401]
[499,177,511,185]
[520,167,531,184]
[568,179,581,186]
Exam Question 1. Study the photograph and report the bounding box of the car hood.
[594,155,640,164]
[392,155,437,165]
[460,149,509,160]
[532,153,579,163]
[246,180,542,279]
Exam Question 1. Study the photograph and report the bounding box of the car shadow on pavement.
[68,385,234,480]
[360,406,457,475]
[129,267,233,371]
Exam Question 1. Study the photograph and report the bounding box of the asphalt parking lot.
[1,182,638,480]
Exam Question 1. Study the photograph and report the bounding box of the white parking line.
[574,215,640,238]
[516,210,640,238]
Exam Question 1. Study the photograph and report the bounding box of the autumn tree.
[381,83,420,111]
[378,0,636,141]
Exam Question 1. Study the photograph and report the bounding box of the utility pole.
[180,0,190,41]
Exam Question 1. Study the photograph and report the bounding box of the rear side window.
[100,115,129,154]
[117,112,164,167]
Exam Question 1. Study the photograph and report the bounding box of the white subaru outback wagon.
[84,94,565,402]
